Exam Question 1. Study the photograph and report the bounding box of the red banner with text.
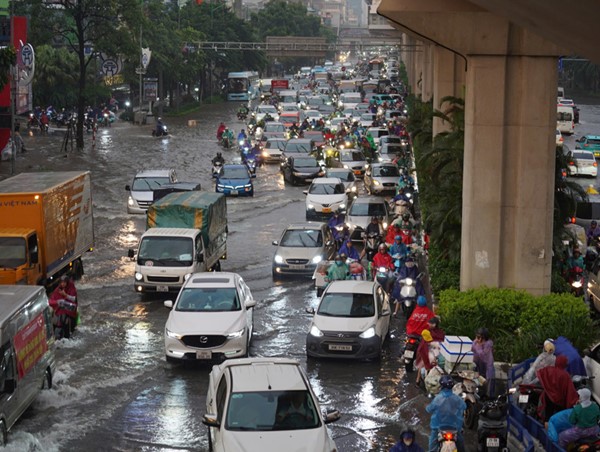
[14,313,47,379]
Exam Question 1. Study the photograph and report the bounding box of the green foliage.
[428,243,460,294]
[0,46,15,91]
[437,287,598,362]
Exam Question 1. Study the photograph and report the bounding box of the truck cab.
[0,229,40,285]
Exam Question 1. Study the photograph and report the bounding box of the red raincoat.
[406,306,435,336]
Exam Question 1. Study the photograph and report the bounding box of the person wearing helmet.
[391,256,425,317]
[339,238,360,261]
[327,208,346,243]
[472,327,496,398]
[427,316,445,342]
[426,374,466,452]
[405,296,435,336]
[48,274,78,339]
[326,254,350,283]
[212,151,225,166]
[389,235,409,264]
[587,220,600,246]
[237,128,247,143]
[522,339,556,385]
[365,216,382,237]
[216,122,226,141]
[221,127,234,147]
[415,329,440,386]
[390,428,424,452]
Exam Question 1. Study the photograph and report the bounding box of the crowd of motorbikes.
[26,105,117,134]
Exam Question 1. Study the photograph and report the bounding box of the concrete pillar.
[421,44,433,102]
[460,55,557,294]
[433,46,464,136]
[413,39,423,98]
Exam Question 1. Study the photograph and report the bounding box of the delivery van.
[0,286,56,445]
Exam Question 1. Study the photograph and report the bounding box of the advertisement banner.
[14,313,47,379]
[143,79,158,102]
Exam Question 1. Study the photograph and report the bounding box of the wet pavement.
[2,97,598,451]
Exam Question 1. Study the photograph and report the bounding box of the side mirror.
[303,190,308,195]
[197,252,204,263]
[323,409,341,424]
[381,308,391,317]
[272,240,279,246]
[246,299,257,309]
[305,307,315,314]
[326,240,334,247]
[127,249,135,259]
[125,185,131,191]
[164,300,173,309]
[202,414,220,428]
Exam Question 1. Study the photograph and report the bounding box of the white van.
[125,169,177,214]
[557,105,575,135]
[558,86,565,100]
[0,286,56,445]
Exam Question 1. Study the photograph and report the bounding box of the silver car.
[326,167,358,196]
[364,163,400,195]
[346,196,393,241]
[335,149,369,178]
[272,222,336,278]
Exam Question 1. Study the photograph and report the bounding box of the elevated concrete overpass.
[376,1,594,295]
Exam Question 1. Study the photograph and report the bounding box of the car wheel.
[272,270,279,280]
[316,287,323,297]
[41,368,52,390]
[166,355,179,364]
[0,419,6,447]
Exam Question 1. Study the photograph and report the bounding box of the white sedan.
[568,150,598,178]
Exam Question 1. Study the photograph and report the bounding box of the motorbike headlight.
[227,328,245,339]
[165,328,183,340]
[382,222,388,229]
[405,278,414,285]
[274,255,284,264]
[378,267,387,272]
[572,280,583,288]
[351,186,357,192]
[359,327,376,339]
[135,272,143,281]
[312,255,323,264]
[310,325,324,337]
[239,140,244,145]
[339,203,346,210]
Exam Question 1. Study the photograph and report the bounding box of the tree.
[31,45,79,108]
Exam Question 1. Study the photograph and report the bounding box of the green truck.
[129,191,227,294]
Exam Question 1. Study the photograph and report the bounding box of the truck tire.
[42,368,52,389]
[0,419,6,447]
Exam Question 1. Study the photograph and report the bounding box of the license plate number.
[322,207,331,213]
[329,344,352,351]
[289,264,305,270]
[404,350,414,359]
[196,350,212,360]
[486,438,500,447]
[230,190,238,195]
[518,394,529,404]
[157,285,169,292]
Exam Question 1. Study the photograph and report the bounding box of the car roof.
[288,138,312,143]
[324,280,377,295]
[310,177,342,185]
[351,196,386,205]
[228,360,307,392]
[222,164,247,170]
[371,162,397,168]
[573,150,595,157]
[285,222,326,231]
[183,272,238,288]
[583,135,600,140]
[135,169,173,178]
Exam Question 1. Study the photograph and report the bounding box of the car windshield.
[309,183,344,195]
[221,167,249,179]
[328,171,355,182]
[258,105,277,114]
[132,176,171,191]
[349,202,386,217]
[266,140,287,150]
[226,390,319,432]
[573,152,594,161]
[381,136,402,145]
[318,292,375,318]
[175,287,240,312]
[265,123,285,132]
[280,229,323,247]
[373,166,400,177]
[0,237,26,267]
[294,158,318,168]
[586,138,600,146]
[286,142,311,153]
[380,145,402,155]
[137,237,194,267]
[341,152,365,162]
[361,114,375,120]
[304,132,323,140]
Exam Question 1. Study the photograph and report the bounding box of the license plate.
[486,438,500,447]
[288,264,305,270]
[157,285,169,292]
[518,394,529,404]
[329,344,352,351]
[404,350,414,359]
[322,207,331,213]
[353,170,361,175]
[230,190,238,195]
[196,350,212,360]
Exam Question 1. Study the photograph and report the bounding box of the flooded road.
[0,103,428,451]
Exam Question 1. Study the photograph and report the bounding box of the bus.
[227,71,259,101]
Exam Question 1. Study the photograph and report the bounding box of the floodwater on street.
[1,96,599,452]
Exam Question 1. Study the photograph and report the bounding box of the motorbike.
[390,198,413,219]
[402,333,421,371]
[477,393,509,452]
[238,139,250,155]
[244,156,257,176]
[452,370,482,430]
[212,161,223,178]
[515,383,543,418]
[375,266,393,291]
[362,232,381,262]
[221,136,231,149]
[568,266,585,297]
[397,272,424,318]
[152,124,169,137]
[237,111,248,121]
[436,429,459,452]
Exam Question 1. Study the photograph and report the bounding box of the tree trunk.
[76,14,86,151]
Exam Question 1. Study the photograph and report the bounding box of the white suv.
[203,357,340,452]
[125,169,177,214]
[163,272,256,363]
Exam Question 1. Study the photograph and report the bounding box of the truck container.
[130,191,227,294]
[0,171,94,287]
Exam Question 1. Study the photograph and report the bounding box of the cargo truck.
[0,171,94,288]
[128,191,227,294]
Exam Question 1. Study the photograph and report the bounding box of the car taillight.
[408,338,417,344]
[570,217,576,224]
[443,432,455,441]
[594,162,598,167]
[569,161,574,166]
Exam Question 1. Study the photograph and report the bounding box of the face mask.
[335,260,343,266]
[403,438,413,446]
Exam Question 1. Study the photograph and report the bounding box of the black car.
[282,156,325,185]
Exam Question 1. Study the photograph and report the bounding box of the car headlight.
[359,327,376,339]
[227,328,245,338]
[312,255,323,264]
[343,164,348,169]
[135,272,143,281]
[274,255,284,264]
[217,184,225,189]
[165,328,183,340]
[373,180,381,186]
[292,171,301,177]
[307,204,315,209]
[262,151,269,157]
[310,325,324,337]
[128,196,135,207]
